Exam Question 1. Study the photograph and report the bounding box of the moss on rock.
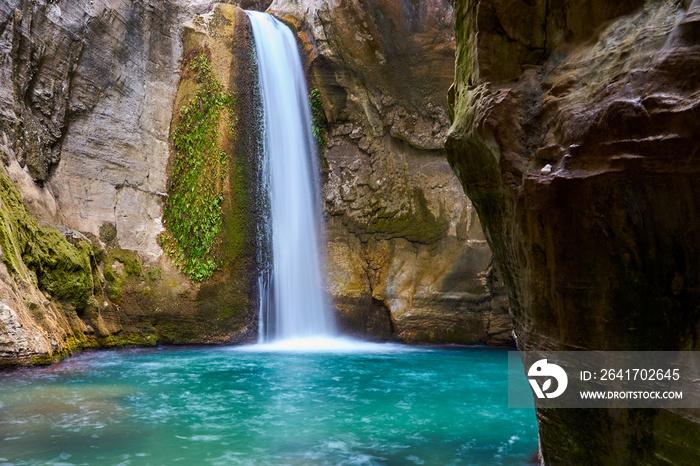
[161,44,235,282]
[0,4,261,367]
[364,187,449,244]
[0,169,95,313]
[103,248,143,304]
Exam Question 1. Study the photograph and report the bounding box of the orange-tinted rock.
[447,0,700,462]
[270,0,513,344]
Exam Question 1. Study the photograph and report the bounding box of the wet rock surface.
[270,0,512,344]
[446,0,700,462]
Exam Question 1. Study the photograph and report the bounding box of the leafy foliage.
[161,46,234,282]
[309,88,328,164]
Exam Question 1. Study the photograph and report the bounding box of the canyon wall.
[1,0,512,365]
[270,0,511,344]
[446,0,700,462]
[0,0,263,364]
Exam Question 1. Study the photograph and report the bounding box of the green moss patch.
[161,45,235,282]
[309,88,328,170]
[365,187,449,244]
[0,169,94,312]
[223,159,247,263]
[103,248,142,304]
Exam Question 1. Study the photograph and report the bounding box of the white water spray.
[247,11,335,342]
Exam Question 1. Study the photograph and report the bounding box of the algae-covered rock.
[0,165,96,363]
[0,168,94,313]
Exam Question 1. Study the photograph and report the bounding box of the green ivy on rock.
[160,46,234,282]
[309,88,328,170]
[0,169,96,313]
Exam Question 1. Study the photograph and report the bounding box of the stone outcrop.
[0,1,263,365]
[0,0,181,255]
[446,0,700,462]
[270,0,512,344]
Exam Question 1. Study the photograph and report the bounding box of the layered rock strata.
[446,0,700,462]
[0,1,260,364]
[270,0,512,344]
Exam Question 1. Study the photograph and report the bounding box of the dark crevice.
[373,296,397,337]
[22,53,42,111]
[0,14,11,40]
[544,0,550,54]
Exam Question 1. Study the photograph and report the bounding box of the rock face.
[1,0,514,365]
[270,0,512,344]
[446,0,700,462]
[0,0,262,365]
[1,0,179,255]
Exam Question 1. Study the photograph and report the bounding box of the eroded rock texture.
[271,0,512,344]
[446,0,700,462]
[0,1,259,364]
[0,0,181,255]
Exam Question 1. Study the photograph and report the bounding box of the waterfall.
[247,11,335,342]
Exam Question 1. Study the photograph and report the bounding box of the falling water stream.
[247,11,334,342]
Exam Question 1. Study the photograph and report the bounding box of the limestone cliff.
[0,1,262,365]
[446,0,700,462]
[270,0,512,344]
